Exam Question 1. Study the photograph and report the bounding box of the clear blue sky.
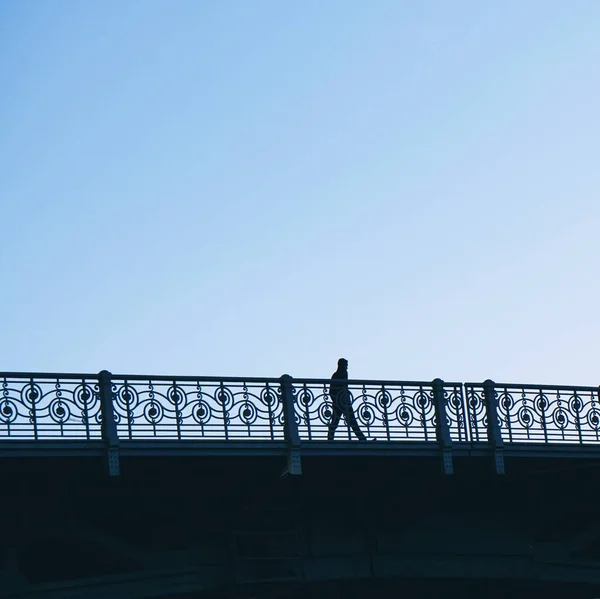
[1,1,599,385]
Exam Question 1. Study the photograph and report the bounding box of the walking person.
[327,358,366,441]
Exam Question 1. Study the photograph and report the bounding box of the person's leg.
[327,402,342,440]
[344,404,367,441]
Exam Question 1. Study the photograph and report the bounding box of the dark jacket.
[329,367,349,404]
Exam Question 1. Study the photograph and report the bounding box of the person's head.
[338,358,348,370]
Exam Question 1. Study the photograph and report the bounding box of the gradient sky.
[1,1,599,385]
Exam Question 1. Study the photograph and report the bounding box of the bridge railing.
[442,382,470,443]
[0,372,288,441]
[466,382,600,444]
[0,373,102,439]
[290,379,469,443]
[1,371,600,447]
[110,375,285,440]
[463,384,489,442]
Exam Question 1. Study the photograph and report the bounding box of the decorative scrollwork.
[464,386,488,441]
[192,399,213,425]
[495,386,600,442]
[0,399,18,424]
[294,382,438,441]
[111,379,285,439]
[444,385,469,442]
[0,377,100,438]
[588,408,600,430]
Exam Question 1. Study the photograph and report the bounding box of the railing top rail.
[112,375,454,386]
[465,382,600,393]
[112,374,283,384]
[0,372,98,380]
[282,377,460,387]
[5,373,594,392]
[0,372,285,384]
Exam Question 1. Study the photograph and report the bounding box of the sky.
[1,1,600,385]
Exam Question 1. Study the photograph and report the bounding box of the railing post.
[280,374,301,475]
[98,370,120,477]
[432,379,453,475]
[483,379,504,475]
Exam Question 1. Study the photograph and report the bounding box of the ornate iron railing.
[463,384,489,442]
[111,375,285,440]
[0,373,101,439]
[291,379,469,442]
[443,382,470,443]
[0,371,598,446]
[465,382,600,444]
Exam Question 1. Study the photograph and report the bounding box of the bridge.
[2,370,600,598]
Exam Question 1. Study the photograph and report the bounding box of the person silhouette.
[327,358,366,441]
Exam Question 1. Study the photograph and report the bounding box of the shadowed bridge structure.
[2,370,600,598]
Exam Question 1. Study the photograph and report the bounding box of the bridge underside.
[1,454,600,598]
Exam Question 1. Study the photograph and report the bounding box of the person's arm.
[329,370,342,397]
[330,370,348,400]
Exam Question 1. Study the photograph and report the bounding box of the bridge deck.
[2,438,600,460]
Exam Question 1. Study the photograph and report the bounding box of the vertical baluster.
[82,378,91,440]
[265,382,275,440]
[196,382,205,438]
[345,383,353,441]
[147,380,157,437]
[461,385,469,441]
[56,379,65,437]
[399,386,408,439]
[447,385,458,441]
[323,382,329,439]
[473,387,484,442]
[523,389,531,442]
[240,382,249,438]
[302,383,311,441]
[219,382,229,440]
[457,385,469,442]
[361,384,370,440]
[30,378,39,440]
[555,389,563,442]
[503,388,513,443]
[382,385,390,441]
[1,377,9,437]
[123,380,133,440]
[464,386,475,442]
[418,385,428,441]
[539,388,548,444]
[173,380,182,440]
[575,391,583,444]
